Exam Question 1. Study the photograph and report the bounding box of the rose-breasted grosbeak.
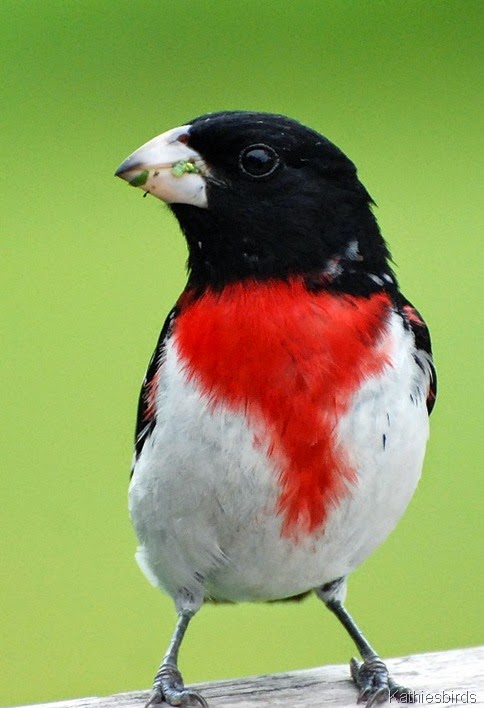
[115,112,436,708]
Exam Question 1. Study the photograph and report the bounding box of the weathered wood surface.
[15,646,484,708]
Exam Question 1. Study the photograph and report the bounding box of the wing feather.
[133,307,177,467]
[396,294,437,415]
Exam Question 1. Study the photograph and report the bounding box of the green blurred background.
[2,1,483,705]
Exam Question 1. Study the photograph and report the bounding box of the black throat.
[170,192,397,297]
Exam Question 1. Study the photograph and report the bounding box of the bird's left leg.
[146,609,207,708]
[316,579,414,706]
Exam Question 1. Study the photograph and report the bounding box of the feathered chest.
[169,280,393,535]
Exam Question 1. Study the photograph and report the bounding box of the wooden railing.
[14,646,483,707]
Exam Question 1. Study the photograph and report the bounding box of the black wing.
[396,294,437,415]
[133,307,177,468]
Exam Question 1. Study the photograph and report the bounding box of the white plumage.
[129,309,430,613]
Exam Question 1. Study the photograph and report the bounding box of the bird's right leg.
[145,609,207,708]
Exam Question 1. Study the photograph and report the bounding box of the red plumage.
[176,279,392,535]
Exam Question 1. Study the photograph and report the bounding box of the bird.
[115,111,436,708]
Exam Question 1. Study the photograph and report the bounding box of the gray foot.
[145,663,208,708]
[350,656,414,706]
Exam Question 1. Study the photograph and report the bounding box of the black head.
[117,111,396,294]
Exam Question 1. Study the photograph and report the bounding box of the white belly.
[129,312,429,612]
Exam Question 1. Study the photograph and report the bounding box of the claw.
[389,681,415,703]
[366,686,390,707]
[350,657,361,684]
[186,691,209,708]
[144,688,163,708]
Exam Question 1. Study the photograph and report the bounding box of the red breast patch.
[175,279,392,536]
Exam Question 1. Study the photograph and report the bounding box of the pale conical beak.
[115,125,208,208]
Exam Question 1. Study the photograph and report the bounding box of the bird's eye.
[238,144,280,179]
